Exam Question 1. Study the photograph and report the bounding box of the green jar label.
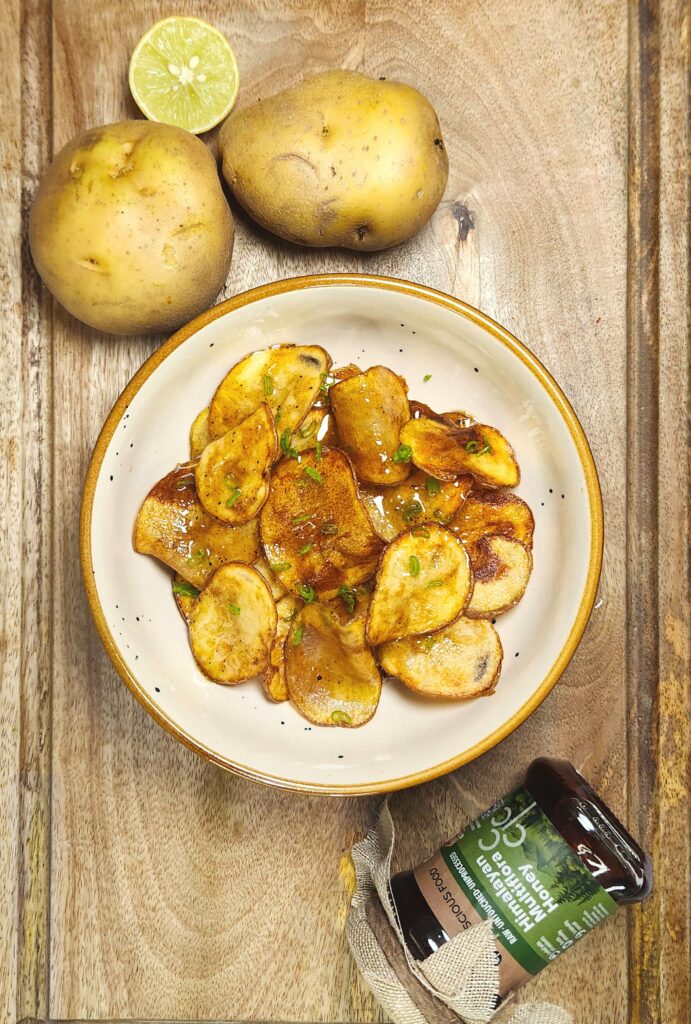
[414,785,619,995]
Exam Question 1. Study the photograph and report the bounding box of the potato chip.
[379,616,503,699]
[209,344,331,438]
[400,416,520,488]
[260,447,384,599]
[366,524,472,645]
[188,563,277,684]
[466,535,532,618]
[196,403,277,525]
[329,365,411,485]
[285,601,381,727]
[172,573,200,622]
[133,463,260,588]
[189,407,211,459]
[253,554,288,600]
[451,489,534,549]
[360,468,473,541]
[263,594,300,702]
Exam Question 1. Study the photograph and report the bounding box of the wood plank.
[0,1,23,1021]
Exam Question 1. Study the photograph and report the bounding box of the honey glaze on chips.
[133,343,535,725]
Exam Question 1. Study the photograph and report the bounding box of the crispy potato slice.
[329,366,411,485]
[379,617,503,699]
[366,524,472,645]
[260,447,384,599]
[196,403,278,525]
[360,468,473,541]
[209,344,331,438]
[264,594,300,702]
[133,463,260,588]
[172,573,200,622]
[253,554,288,600]
[443,410,476,428]
[466,535,532,618]
[290,406,329,453]
[189,407,211,459]
[400,417,520,488]
[285,601,381,727]
[188,563,277,684]
[452,489,535,549]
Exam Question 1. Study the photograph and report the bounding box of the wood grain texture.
[2,1,687,1023]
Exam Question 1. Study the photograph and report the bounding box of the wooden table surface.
[2,2,688,1023]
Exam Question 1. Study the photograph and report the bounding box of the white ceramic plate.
[81,275,602,794]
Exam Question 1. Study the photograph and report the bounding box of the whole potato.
[30,121,233,335]
[218,70,448,251]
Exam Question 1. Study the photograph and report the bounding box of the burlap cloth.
[347,801,572,1024]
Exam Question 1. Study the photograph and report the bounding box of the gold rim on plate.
[80,273,604,795]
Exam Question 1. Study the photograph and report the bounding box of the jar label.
[413,785,619,997]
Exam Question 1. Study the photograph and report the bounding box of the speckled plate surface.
[81,274,602,794]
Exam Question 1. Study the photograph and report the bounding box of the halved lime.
[129,17,239,135]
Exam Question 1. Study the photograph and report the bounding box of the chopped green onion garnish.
[401,501,423,523]
[292,513,311,524]
[331,709,352,726]
[319,372,336,396]
[175,475,195,491]
[392,443,413,464]
[304,466,323,484]
[408,555,421,577]
[186,548,208,566]
[292,624,305,646]
[296,582,316,603]
[423,374,432,382]
[411,526,431,538]
[426,579,443,588]
[274,406,283,425]
[225,487,242,508]
[298,420,316,439]
[337,585,357,614]
[263,374,275,396]
[425,477,441,495]
[227,603,241,616]
[280,427,299,459]
[433,509,452,524]
[172,579,200,598]
[269,561,292,573]
[298,543,313,555]
[465,435,492,456]
[315,439,323,463]
[320,521,339,536]
[423,635,439,651]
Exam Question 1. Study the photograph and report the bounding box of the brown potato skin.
[451,489,535,549]
[330,366,411,485]
[465,536,533,619]
[218,70,448,251]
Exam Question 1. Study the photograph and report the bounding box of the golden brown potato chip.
[134,463,260,588]
[188,563,277,684]
[379,617,503,699]
[466,535,532,618]
[366,524,472,645]
[189,407,211,459]
[209,344,331,438]
[172,573,200,622]
[253,555,288,600]
[290,406,329,453]
[360,468,473,541]
[260,447,384,599]
[285,601,381,727]
[451,489,535,549]
[400,417,520,488]
[196,403,278,525]
[263,594,300,702]
[329,366,411,485]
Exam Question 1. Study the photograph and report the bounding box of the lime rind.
[129,16,239,134]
